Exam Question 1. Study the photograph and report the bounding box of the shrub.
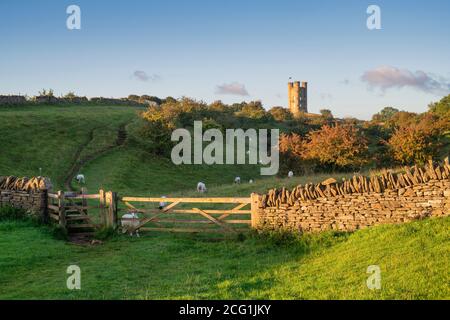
[303,123,368,170]
[387,114,448,165]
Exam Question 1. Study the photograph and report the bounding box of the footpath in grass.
[0,104,141,189]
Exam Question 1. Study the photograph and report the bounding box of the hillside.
[0,104,262,194]
[0,105,141,189]
[0,104,448,300]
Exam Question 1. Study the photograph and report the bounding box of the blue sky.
[1,0,449,119]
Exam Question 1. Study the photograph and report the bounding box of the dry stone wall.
[0,95,27,105]
[0,176,50,218]
[256,159,450,233]
[0,95,147,107]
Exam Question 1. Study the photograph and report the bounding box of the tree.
[269,106,293,121]
[64,91,76,99]
[303,124,368,169]
[387,113,448,165]
[234,101,267,119]
[428,94,450,118]
[38,89,54,97]
[278,133,315,175]
[128,94,140,101]
[386,111,417,129]
[279,133,305,158]
[372,106,399,123]
[319,109,333,120]
[137,118,174,156]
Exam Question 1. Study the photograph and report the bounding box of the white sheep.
[121,212,140,237]
[159,195,167,210]
[288,171,294,178]
[234,177,241,184]
[249,179,254,184]
[76,174,85,184]
[197,182,207,193]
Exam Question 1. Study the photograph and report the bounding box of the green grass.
[0,104,448,300]
[0,217,448,299]
[0,104,142,189]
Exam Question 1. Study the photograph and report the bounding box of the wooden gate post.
[81,187,88,215]
[57,191,66,229]
[106,191,118,229]
[250,193,261,229]
[99,189,106,226]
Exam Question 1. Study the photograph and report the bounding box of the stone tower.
[288,81,308,117]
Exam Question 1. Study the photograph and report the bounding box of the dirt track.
[63,123,128,191]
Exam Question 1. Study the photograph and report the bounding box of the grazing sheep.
[197,182,207,193]
[121,212,140,237]
[249,179,254,184]
[234,177,241,184]
[288,171,294,178]
[76,174,85,184]
[159,196,167,210]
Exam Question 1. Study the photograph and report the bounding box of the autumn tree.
[387,113,448,164]
[386,111,418,129]
[279,133,305,158]
[303,124,368,170]
[278,133,313,175]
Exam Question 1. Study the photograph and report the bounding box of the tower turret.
[288,80,308,117]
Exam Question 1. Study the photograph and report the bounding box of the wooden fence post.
[58,191,66,230]
[112,192,118,229]
[99,189,106,226]
[106,191,118,229]
[250,193,260,229]
[81,187,88,215]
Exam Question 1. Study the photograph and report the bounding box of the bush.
[387,113,448,165]
[303,123,368,170]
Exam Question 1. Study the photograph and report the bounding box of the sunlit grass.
[0,216,448,299]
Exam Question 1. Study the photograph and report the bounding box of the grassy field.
[0,104,448,300]
[0,104,142,189]
[0,216,448,299]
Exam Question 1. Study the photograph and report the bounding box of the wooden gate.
[119,194,259,234]
[47,189,116,238]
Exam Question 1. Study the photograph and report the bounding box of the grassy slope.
[0,104,263,193]
[0,217,448,299]
[0,104,448,300]
[0,105,142,189]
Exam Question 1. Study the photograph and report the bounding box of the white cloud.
[132,70,161,82]
[215,82,249,96]
[361,66,450,95]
